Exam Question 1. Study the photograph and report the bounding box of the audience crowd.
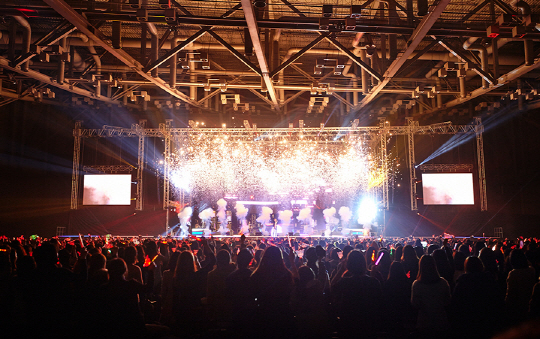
[1,234,540,338]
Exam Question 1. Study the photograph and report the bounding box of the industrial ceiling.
[1,0,540,126]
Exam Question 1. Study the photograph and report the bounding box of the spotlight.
[322,5,333,17]
[253,0,266,7]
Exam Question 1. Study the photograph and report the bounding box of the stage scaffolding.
[71,118,488,231]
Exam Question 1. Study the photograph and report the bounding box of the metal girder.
[249,89,274,106]
[333,93,354,108]
[418,164,473,172]
[145,27,210,73]
[43,0,199,107]
[0,56,121,104]
[398,38,441,73]
[422,54,540,114]
[436,38,495,84]
[33,19,76,46]
[270,34,327,78]
[207,31,262,76]
[407,118,418,211]
[145,3,243,73]
[493,0,517,15]
[71,121,82,210]
[325,36,382,81]
[358,0,450,107]
[461,0,490,22]
[240,0,280,111]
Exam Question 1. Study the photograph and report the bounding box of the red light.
[15,8,39,18]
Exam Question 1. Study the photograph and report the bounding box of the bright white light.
[236,201,280,205]
[170,170,191,192]
[357,198,378,224]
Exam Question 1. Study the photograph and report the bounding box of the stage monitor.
[83,174,132,205]
[422,173,474,205]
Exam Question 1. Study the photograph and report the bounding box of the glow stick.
[375,252,384,266]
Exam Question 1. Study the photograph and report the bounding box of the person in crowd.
[383,261,415,335]
[99,258,152,338]
[207,249,236,324]
[402,245,419,283]
[249,246,294,338]
[450,256,504,338]
[160,251,180,327]
[411,254,451,338]
[171,238,215,335]
[453,251,466,285]
[433,249,455,290]
[291,265,329,338]
[332,250,382,338]
[125,245,143,283]
[226,248,255,335]
[506,249,537,326]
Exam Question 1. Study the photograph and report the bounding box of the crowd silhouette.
[1,234,539,339]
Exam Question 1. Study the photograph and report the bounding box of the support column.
[407,118,418,210]
[161,119,173,233]
[379,118,389,210]
[135,119,146,211]
[71,121,82,210]
[475,117,487,211]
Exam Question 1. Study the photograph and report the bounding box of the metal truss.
[71,119,486,212]
[417,164,474,172]
[379,119,389,211]
[475,117,488,211]
[82,165,135,173]
[135,120,147,211]
[71,121,82,210]
[77,123,478,140]
[407,118,419,211]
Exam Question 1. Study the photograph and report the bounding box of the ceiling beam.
[270,33,327,78]
[325,36,382,81]
[145,27,209,73]
[422,56,540,115]
[43,0,200,107]
[358,0,451,108]
[436,38,495,84]
[461,0,490,22]
[240,0,280,111]
[207,31,262,76]
[0,56,120,105]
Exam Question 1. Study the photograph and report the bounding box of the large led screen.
[422,173,474,205]
[83,174,132,205]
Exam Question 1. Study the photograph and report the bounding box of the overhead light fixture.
[350,5,362,18]
[129,0,143,9]
[487,24,500,38]
[322,5,333,17]
[512,25,526,38]
[319,18,330,30]
[253,0,266,8]
[438,69,447,78]
[136,9,148,22]
[164,8,176,22]
[159,0,171,9]
[345,17,356,31]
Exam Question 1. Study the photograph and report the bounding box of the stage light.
[357,198,377,224]
[253,0,266,8]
